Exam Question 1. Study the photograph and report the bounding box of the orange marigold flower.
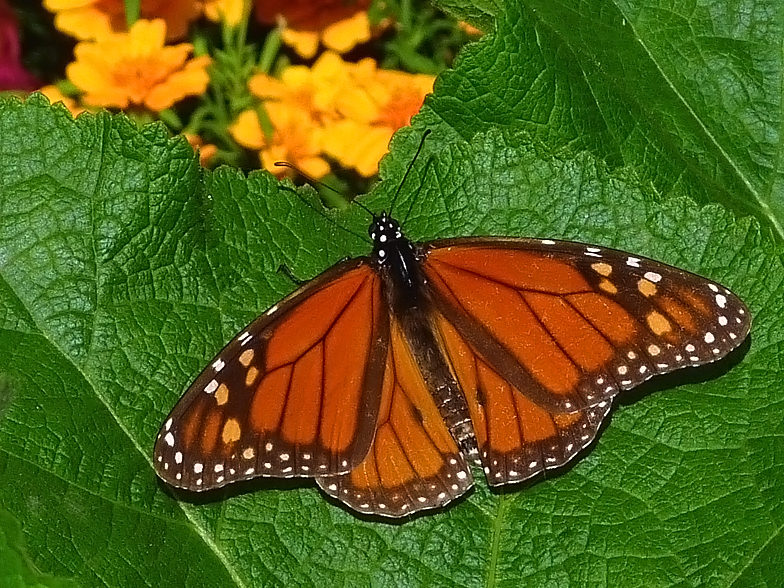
[44,0,200,41]
[254,0,371,59]
[203,0,245,27]
[229,105,330,180]
[66,19,211,112]
[281,11,371,59]
[254,0,369,29]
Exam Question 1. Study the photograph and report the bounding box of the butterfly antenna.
[273,162,369,243]
[390,129,432,218]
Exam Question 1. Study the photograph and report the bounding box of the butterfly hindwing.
[434,314,611,485]
[154,259,389,490]
[317,318,474,517]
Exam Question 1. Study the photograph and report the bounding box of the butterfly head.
[369,212,406,264]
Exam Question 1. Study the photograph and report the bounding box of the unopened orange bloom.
[230,105,329,179]
[184,133,218,167]
[203,0,245,26]
[44,0,200,41]
[66,19,211,112]
[459,21,483,36]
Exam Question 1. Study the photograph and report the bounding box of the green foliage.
[0,510,79,588]
[0,1,782,587]
[372,0,478,74]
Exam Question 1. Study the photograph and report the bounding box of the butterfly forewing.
[418,238,749,489]
[154,259,389,490]
[423,238,750,412]
[317,319,474,516]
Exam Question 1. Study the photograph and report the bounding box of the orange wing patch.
[317,320,474,517]
[426,255,582,398]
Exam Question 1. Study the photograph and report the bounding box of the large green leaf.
[0,0,781,586]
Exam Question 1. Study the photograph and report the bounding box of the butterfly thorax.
[370,212,424,309]
[369,212,480,461]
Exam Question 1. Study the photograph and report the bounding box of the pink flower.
[0,0,38,91]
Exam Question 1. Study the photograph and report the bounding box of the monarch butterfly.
[153,140,751,518]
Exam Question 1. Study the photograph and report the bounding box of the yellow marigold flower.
[322,119,392,178]
[247,51,433,177]
[230,105,330,179]
[321,11,371,53]
[44,0,200,41]
[203,0,245,27]
[66,19,211,112]
[249,52,351,124]
[373,69,435,130]
[323,66,434,176]
[37,85,86,116]
[278,28,320,60]
[229,109,265,150]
